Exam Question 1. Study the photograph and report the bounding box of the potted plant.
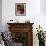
[36,25,45,46]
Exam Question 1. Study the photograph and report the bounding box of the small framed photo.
[15,3,26,16]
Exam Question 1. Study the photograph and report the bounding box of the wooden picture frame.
[15,3,26,16]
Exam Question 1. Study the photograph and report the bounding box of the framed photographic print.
[15,3,26,16]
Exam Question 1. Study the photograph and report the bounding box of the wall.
[0,0,2,32]
[2,0,40,30]
[2,0,46,46]
[40,0,46,32]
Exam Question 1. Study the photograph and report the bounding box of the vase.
[39,40,45,46]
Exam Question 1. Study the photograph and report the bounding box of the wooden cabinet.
[7,23,34,46]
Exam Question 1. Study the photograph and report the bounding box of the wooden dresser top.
[7,23,34,25]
